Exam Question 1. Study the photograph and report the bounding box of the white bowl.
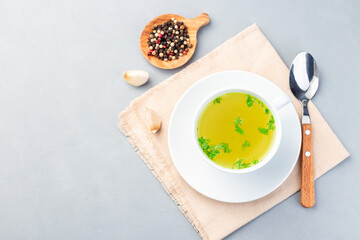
[193,87,290,174]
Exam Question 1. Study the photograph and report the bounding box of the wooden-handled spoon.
[289,52,319,208]
[139,13,210,69]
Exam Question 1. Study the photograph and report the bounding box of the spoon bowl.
[139,13,210,69]
[290,52,319,102]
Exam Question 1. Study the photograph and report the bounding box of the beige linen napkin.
[118,24,349,240]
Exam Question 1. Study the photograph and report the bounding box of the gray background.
[0,0,359,239]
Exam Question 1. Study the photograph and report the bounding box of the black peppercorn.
[147,18,191,61]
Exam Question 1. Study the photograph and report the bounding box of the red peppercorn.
[155,40,160,44]
[147,51,151,56]
[159,34,163,38]
[170,52,174,56]
[163,46,166,48]
[183,51,187,55]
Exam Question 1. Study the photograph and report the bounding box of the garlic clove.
[145,107,161,133]
[123,70,149,86]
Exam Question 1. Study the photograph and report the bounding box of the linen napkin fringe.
[118,113,209,239]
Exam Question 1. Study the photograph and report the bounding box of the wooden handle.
[301,124,315,208]
[191,13,210,28]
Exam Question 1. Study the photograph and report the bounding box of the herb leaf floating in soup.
[258,127,269,135]
[246,95,255,107]
[198,137,231,160]
[255,96,271,115]
[234,117,245,135]
[258,115,276,135]
[268,115,276,129]
[197,92,276,169]
[242,140,251,151]
[233,159,251,169]
[212,97,222,104]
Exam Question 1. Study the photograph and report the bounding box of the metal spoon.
[289,52,319,208]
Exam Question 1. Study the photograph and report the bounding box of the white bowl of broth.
[194,89,289,173]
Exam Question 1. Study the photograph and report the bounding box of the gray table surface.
[0,0,359,239]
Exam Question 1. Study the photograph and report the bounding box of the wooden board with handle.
[139,13,210,69]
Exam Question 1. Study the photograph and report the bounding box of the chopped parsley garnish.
[246,95,255,107]
[234,116,245,135]
[256,95,270,114]
[258,127,269,135]
[233,159,243,169]
[213,97,222,104]
[216,142,232,153]
[257,100,264,107]
[267,115,275,129]
[252,159,259,165]
[242,140,251,151]
[258,114,276,135]
[234,116,243,126]
[233,159,251,169]
[198,137,231,160]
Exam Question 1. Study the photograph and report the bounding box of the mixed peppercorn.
[147,17,192,61]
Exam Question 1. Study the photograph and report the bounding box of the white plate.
[168,71,301,203]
